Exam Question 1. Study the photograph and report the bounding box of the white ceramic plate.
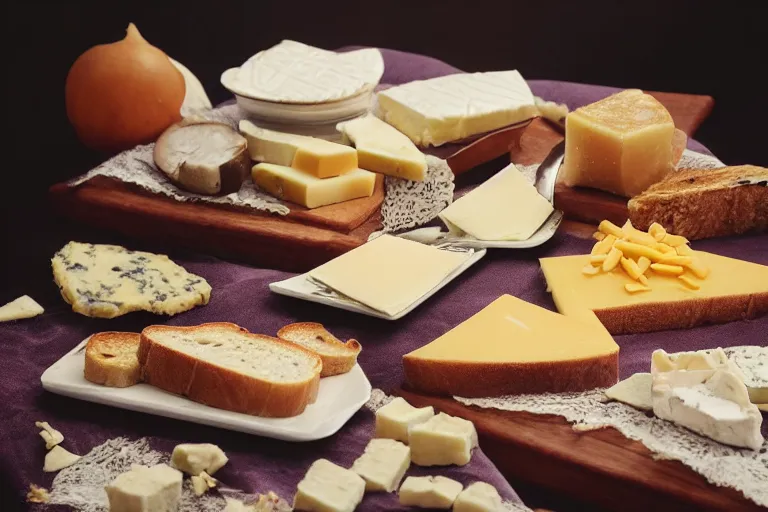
[441,210,564,249]
[41,340,371,442]
[270,248,487,320]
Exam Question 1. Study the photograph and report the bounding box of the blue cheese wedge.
[52,242,211,319]
[0,295,44,322]
[724,346,768,404]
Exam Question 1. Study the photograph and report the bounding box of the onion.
[65,23,186,153]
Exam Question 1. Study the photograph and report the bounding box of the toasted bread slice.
[628,165,768,240]
[277,323,362,377]
[138,323,322,418]
[84,332,141,388]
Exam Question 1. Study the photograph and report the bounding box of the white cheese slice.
[604,373,653,411]
[0,295,44,322]
[308,235,471,317]
[438,163,554,241]
[36,421,64,449]
[375,397,434,443]
[336,115,427,181]
[377,71,537,147]
[725,346,768,404]
[105,464,183,512]
[453,482,504,512]
[398,476,463,509]
[293,459,365,512]
[170,443,228,476]
[222,40,384,104]
[408,412,478,466]
[351,438,410,492]
[43,445,81,472]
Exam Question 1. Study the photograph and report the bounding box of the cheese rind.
[375,397,435,443]
[604,373,653,411]
[351,438,410,492]
[240,121,358,178]
[170,443,228,476]
[439,163,553,241]
[408,412,478,466]
[453,482,504,512]
[0,295,44,322]
[336,115,427,181]
[105,464,182,512]
[293,459,365,512]
[398,476,463,509]
[377,71,537,147]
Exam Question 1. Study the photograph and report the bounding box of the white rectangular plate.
[270,248,487,320]
[41,339,371,442]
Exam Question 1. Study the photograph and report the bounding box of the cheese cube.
[398,476,463,509]
[293,459,365,512]
[375,397,434,443]
[350,438,410,492]
[105,464,182,512]
[252,163,376,209]
[453,482,504,512]
[240,121,358,178]
[560,89,678,198]
[170,443,228,476]
[336,115,427,181]
[408,412,478,466]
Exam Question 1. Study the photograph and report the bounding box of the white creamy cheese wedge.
[308,235,471,317]
[438,163,553,241]
[222,40,384,103]
[170,443,228,476]
[725,346,768,404]
[43,445,81,472]
[408,412,478,466]
[351,438,410,492]
[375,397,435,443]
[240,121,358,178]
[453,482,504,512]
[604,373,653,411]
[0,295,44,322]
[377,71,537,147]
[336,115,427,181]
[399,476,463,509]
[294,459,365,512]
[105,464,183,512]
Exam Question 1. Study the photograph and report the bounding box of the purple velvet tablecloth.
[2,47,766,510]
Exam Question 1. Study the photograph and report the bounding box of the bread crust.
[277,322,361,377]
[84,331,141,388]
[402,352,619,398]
[138,322,322,418]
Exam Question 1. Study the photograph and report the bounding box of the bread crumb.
[26,484,50,503]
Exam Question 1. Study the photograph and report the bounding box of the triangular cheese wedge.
[402,295,618,397]
[0,295,44,322]
[540,251,768,335]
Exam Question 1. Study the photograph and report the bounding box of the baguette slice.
[277,323,361,377]
[138,323,322,418]
[84,332,141,388]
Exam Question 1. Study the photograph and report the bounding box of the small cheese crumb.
[36,421,64,450]
[625,283,651,294]
[581,264,600,276]
[26,484,50,503]
[191,470,217,495]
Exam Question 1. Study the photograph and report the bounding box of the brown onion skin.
[65,23,186,154]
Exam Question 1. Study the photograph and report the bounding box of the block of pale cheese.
[308,234,471,317]
[408,412,478,466]
[377,71,537,147]
[336,115,427,181]
[251,163,376,209]
[350,438,410,492]
[438,163,553,241]
[375,397,434,443]
[240,121,358,178]
[403,295,619,397]
[560,89,682,198]
[293,459,365,512]
[170,443,228,476]
[105,464,182,512]
[398,476,463,509]
[453,482,504,512]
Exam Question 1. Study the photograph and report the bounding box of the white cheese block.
[36,421,64,450]
[604,373,653,411]
[453,482,504,512]
[725,346,768,404]
[222,40,384,104]
[351,438,410,492]
[105,464,183,512]
[43,445,81,472]
[408,412,478,466]
[398,476,463,509]
[438,163,553,241]
[377,71,537,147]
[170,443,228,476]
[375,397,435,443]
[0,295,44,322]
[336,115,427,181]
[293,459,365,512]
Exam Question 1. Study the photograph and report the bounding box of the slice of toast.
[628,165,768,240]
[138,322,322,418]
[277,323,362,377]
[84,332,141,388]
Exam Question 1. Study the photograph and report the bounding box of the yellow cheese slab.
[337,116,427,181]
[560,89,677,198]
[240,121,357,178]
[308,235,471,316]
[438,163,553,241]
[251,163,375,209]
